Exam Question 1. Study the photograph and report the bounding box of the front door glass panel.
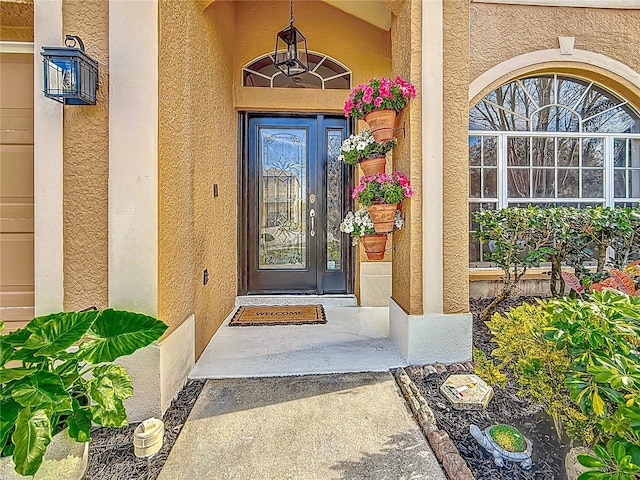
[258,129,307,269]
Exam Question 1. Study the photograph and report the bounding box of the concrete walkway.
[158,372,447,480]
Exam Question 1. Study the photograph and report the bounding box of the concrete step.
[235,294,358,308]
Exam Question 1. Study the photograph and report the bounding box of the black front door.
[243,114,352,294]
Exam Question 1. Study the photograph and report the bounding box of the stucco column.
[388,0,472,364]
[108,0,158,315]
[442,0,470,313]
[422,0,444,315]
[34,0,64,315]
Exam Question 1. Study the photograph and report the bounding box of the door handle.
[309,209,316,237]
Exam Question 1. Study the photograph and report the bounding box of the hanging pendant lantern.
[273,0,308,77]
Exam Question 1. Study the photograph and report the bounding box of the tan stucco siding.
[232,0,392,112]
[390,0,423,316]
[0,1,33,42]
[62,0,109,311]
[469,3,640,88]
[158,0,197,336]
[442,0,470,314]
[159,0,237,356]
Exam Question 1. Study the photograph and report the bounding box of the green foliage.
[486,302,597,443]
[577,439,640,480]
[473,348,507,388]
[543,293,640,479]
[473,206,640,317]
[0,310,167,476]
[472,206,555,319]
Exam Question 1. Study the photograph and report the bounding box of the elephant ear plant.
[0,309,168,476]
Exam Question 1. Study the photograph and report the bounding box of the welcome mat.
[229,305,326,326]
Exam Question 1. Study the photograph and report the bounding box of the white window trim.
[242,51,352,89]
[0,41,34,54]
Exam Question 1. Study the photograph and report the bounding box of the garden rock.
[440,374,494,410]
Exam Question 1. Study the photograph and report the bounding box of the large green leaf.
[0,367,36,384]
[3,327,31,345]
[0,338,14,367]
[93,364,133,400]
[88,375,118,411]
[25,310,99,357]
[11,407,52,476]
[81,309,167,363]
[11,371,73,412]
[67,399,92,443]
[0,397,21,452]
[90,397,128,428]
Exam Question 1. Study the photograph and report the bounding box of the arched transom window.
[242,52,351,89]
[469,74,640,264]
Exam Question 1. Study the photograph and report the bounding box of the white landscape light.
[133,418,165,459]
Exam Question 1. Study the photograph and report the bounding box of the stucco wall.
[158,0,237,356]
[469,3,640,87]
[62,0,109,311]
[390,0,423,316]
[442,0,470,314]
[0,0,33,42]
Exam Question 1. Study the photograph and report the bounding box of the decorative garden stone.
[470,424,533,469]
[440,374,494,410]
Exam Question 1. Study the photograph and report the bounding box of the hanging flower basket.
[362,234,387,260]
[364,109,396,142]
[367,203,398,233]
[340,208,403,261]
[359,155,386,176]
[343,76,416,142]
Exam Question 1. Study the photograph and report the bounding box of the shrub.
[543,292,640,479]
[486,302,596,442]
[473,207,554,320]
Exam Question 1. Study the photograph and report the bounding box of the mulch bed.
[406,296,573,480]
[83,379,206,480]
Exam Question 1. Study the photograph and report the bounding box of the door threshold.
[235,294,357,308]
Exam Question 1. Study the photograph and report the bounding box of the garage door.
[0,52,34,330]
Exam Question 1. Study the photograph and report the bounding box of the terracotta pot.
[367,203,398,233]
[362,234,387,260]
[359,155,386,176]
[365,109,396,142]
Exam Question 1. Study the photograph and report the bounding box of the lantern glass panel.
[45,58,78,99]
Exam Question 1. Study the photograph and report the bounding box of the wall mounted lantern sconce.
[41,35,98,105]
[273,0,309,77]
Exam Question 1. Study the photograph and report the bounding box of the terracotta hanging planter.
[359,155,386,176]
[364,109,396,142]
[362,234,387,260]
[367,203,398,233]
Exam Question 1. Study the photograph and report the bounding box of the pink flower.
[373,97,383,108]
[364,86,374,97]
[362,94,373,104]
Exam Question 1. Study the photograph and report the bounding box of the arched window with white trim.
[469,74,640,264]
[242,52,351,89]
